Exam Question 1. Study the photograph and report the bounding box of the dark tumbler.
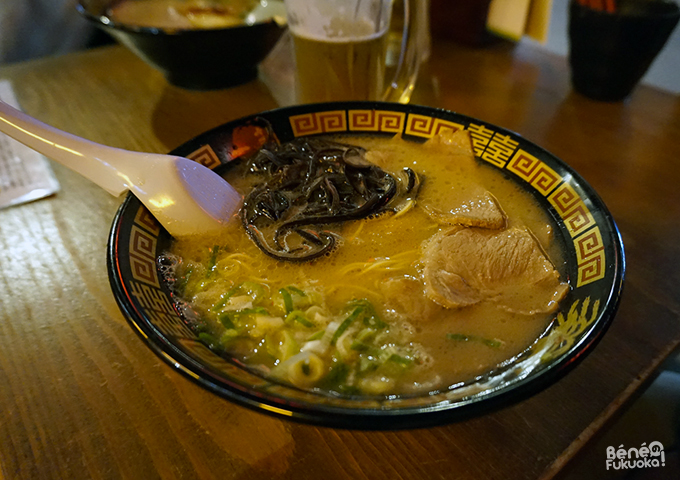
[568,0,679,101]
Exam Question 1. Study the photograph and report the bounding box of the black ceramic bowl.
[107,102,625,429]
[77,0,286,90]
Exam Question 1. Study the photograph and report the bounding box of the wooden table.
[0,39,678,480]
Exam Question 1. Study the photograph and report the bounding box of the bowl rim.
[107,101,625,429]
[76,0,285,36]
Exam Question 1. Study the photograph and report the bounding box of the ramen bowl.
[77,0,287,90]
[107,102,625,429]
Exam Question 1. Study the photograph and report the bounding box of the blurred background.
[521,1,680,94]
[1,1,678,94]
[0,1,98,64]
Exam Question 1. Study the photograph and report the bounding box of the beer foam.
[290,13,385,42]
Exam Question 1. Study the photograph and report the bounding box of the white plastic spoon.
[0,101,242,237]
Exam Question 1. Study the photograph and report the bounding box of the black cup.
[568,0,679,101]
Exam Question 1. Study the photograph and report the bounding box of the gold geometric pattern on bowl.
[349,110,406,132]
[187,144,221,169]
[290,110,347,136]
[404,113,463,138]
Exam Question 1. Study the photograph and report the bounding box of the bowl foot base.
[166,66,259,91]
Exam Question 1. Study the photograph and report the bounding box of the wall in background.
[522,1,680,95]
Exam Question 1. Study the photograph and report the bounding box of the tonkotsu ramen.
[161,129,569,396]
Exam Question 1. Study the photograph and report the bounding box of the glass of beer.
[283,0,424,104]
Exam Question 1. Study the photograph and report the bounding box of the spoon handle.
[0,100,148,196]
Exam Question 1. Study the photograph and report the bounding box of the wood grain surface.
[0,41,678,480]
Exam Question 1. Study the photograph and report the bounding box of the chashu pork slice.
[418,129,506,229]
[423,191,506,230]
[380,276,444,321]
[421,226,569,314]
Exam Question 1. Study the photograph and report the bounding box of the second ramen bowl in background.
[77,0,287,90]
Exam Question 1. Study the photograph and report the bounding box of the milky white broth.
[167,133,568,396]
[107,0,259,29]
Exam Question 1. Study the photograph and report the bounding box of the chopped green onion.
[218,329,239,346]
[364,315,388,330]
[235,306,270,317]
[176,265,194,291]
[279,287,294,314]
[388,354,413,366]
[355,328,377,343]
[242,282,266,304]
[264,334,279,357]
[331,306,364,345]
[318,362,350,389]
[336,385,362,395]
[280,331,299,360]
[350,340,380,356]
[211,283,242,312]
[217,312,236,329]
[318,366,362,394]
[198,332,218,348]
[446,333,503,348]
[287,285,307,297]
[348,299,387,329]
[206,245,220,277]
[350,340,370,352]
[285,310,314,328]
[307,330,325,341]
[212,282,268,312]
[358,356,380,373]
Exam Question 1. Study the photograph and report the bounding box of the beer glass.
[284,0,425,104]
